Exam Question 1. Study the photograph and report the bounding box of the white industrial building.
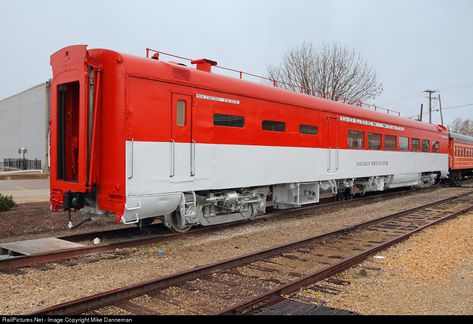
[0,81,50,172]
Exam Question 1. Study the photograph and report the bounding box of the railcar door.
[327,116,339,173]
[171,93,194,180]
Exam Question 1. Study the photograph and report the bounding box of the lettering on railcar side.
[340,116,405,131]
[356,161,389,167]
[196,94,240,105]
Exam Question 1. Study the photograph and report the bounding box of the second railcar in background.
[449,132,473,180]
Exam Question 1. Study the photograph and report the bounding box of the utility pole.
[438,94,444,126]
[419,103,424,121]
[424,90,437,124]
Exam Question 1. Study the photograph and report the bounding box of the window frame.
[432,141,440,153]
[348,129,365,149]
[367,132,382,150]
[176,100,186,127]
[262,120,286,132]
[299,124,318,135]
[384,135,397,151]
[399,136,409,152]
[411,138,420,152]
[422,139,430,153]
[213,113,245,128]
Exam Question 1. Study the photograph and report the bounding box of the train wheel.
[169,211,193,233]
[240,203,256,220]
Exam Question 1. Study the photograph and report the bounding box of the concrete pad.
[0,238,84,255]
[0,179,50,203]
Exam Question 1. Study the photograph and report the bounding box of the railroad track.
[0,186,440,272]
[27,190,473,315]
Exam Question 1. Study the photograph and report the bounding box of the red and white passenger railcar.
[49,45,449,231]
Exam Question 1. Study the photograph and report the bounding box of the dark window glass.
[399,137,409,151]
[384,135,396,151]
[433,141,440,153]
[348,130,364,149]
[262,120,285,132]
[299,124,318,135]
[422,140,430,152]
[368,133,381,150]
[213,114,244,128]
[411,138,420,152]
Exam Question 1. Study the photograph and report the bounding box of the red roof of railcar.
[90,48,446,135]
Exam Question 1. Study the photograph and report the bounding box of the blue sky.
[0,0,472,125]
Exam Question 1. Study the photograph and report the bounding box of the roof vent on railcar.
[191,58,217,72]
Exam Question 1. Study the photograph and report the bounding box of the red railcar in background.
[449,132,473,179]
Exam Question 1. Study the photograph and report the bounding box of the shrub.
[0,194,16,212]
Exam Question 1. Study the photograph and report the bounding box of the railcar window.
[262,120,286,132]
[348,130,364,149]
[368,133,381,150]
[411,138,420,152]
[422,139,430,152]
[299,124,318,135]
[432,141,440,153]
[176,100,186,127]
[213,113,244,128]
[384,135,396,151]
[399,137,409,151]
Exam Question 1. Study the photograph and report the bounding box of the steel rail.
[26,190,473,315]
[218,203,473,315]
[0,186,428,272]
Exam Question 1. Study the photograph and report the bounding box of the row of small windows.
[348,130,440,152]
[455,146,473,157]
[213,113,319,135]
[176,104,441,152]
[176,104,319,136]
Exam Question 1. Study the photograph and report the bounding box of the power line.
[442,103,473,110]
[408,103,473,119]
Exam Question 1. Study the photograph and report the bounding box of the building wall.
[0,82,50,171]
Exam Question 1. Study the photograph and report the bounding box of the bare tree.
[268,42,383,105]
[449,118,473,136]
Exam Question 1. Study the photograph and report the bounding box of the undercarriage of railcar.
[136,171,443,232]
[65,170,444,231]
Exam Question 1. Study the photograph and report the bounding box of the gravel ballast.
[0,186,471,314]
[313,211,473,315]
